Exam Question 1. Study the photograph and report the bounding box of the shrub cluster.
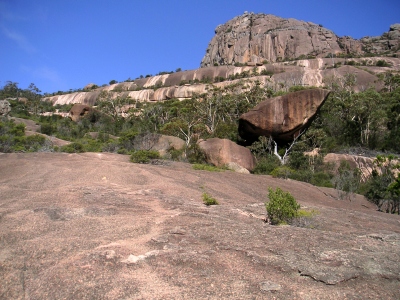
[265,187,300,225]
[130,150,160,163]
[202,192,219,206]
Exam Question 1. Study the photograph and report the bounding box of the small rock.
[151,234,169,243]
[122,254,146,265]
[104,250,116,260]
[259,281,281,291]
[226,162,250,174]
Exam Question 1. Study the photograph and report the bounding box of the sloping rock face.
[1,152,399,299]
[69,104,92,122]
[42,56,400,106]
[43,69,272,106]
[201,13,400,66]
[239,89,330,143]
[198,138,256,171]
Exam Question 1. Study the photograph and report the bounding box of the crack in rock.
[298,269,359,285]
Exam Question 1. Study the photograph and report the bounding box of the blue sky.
[1,0,399,94]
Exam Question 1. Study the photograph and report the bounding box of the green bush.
[253,156,281,175]
[118,129,138,151]
[260,69,273,76]
[80,138,104,152]
[186,143,207,164]
[130,150,160,163]
[25,134,48,152]
[166,147,184,161]
[202,192,219,206]
[40,123,55,135]
[310,172,334,188]
[289,170,313,183]
[0,119,50,152]
[60,142,85,153]
[376,60,390,67]
[270,166,294,179]
[288,151,309,170]
[265,187,300,225]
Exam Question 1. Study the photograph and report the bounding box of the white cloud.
[1,26,37,54]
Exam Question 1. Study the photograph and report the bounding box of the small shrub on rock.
[130,150,160,164]
[192,164,226,172]
[202,192,219,206]
[289,209,319,228]
[60,142,85,153]
[265,187,300,225]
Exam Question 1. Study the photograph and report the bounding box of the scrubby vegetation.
[265,187,300,225]
[0,118,51,152]
[192,164,226,172]
[130,150,160,164]
[202,192,219,206]
[1,70,400,214]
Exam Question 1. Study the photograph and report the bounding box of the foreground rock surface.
[0,152,399,299]
[239,88,330,143]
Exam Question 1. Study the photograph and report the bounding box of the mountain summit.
[201,12,400,67]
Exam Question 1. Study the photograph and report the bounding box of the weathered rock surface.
[43,70,272,105]
[239,88,330,143]
[324,153,375,182]
[42,56,399,106]
[131,133,185,156]
[0,100,11,116]
[198,138,256,171]
[201,12,400,66]
[0,152,399,299]
[69,103,92,122]
[360,23,400,55]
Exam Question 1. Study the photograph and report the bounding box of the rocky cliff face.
[201,12,400,67]
[43,56,400,106]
